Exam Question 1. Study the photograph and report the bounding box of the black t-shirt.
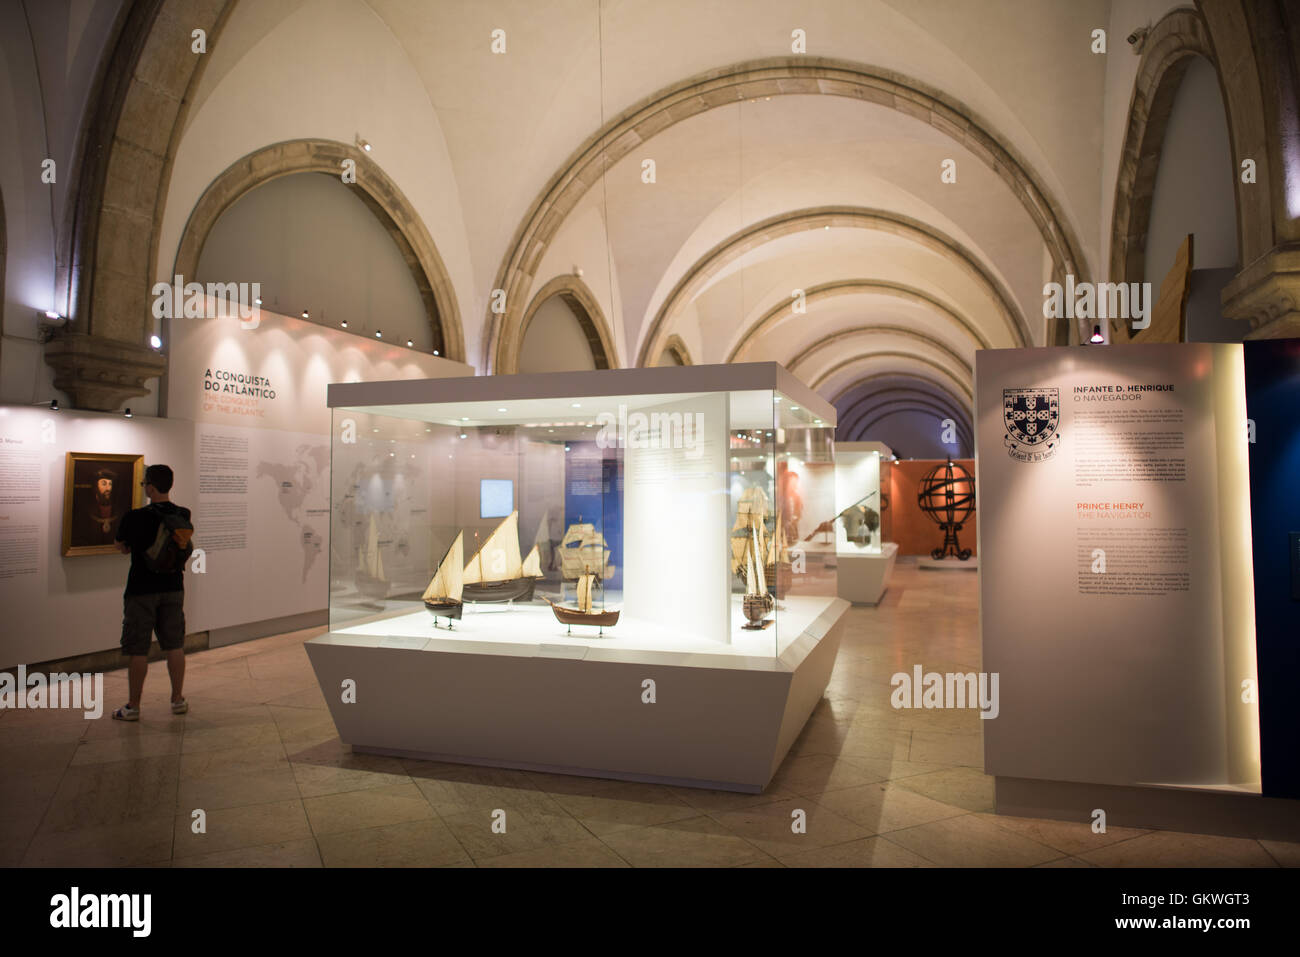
[116,502,191,595]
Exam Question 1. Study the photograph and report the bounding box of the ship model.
[462,510,543,603]
[355,513,389,601]
[559,521,614,581]
[544,567,620,635]
[422,531,463,626]
[741,525,775,629]
[765,519,793,598]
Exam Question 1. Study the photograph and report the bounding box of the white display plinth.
[306,597,849,792]
[837,542,899,604]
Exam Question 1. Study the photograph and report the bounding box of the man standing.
[112,464,192,720]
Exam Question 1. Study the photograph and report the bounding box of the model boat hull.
[423,599,463,621]
[462,577,537,604]
[765,561,792,598]
[547,602,620,629]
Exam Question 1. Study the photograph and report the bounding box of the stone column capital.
[43,333,166,412]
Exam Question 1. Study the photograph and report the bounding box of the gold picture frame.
[61,453,145,556]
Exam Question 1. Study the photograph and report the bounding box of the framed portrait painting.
[62,453,145,556]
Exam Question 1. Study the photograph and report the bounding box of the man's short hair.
[145,464,174,493]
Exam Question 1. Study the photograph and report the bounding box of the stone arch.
[813,352,974,405]
[650,207,1028,369]
[660,334,693,366]
[486,56,1091,372]
[787,327,972,382]
[730,278,990,365]
[512,274,617,372]
[836,380,973,444]
[849,405,973,448]
[1109,9,1229,340]
[172,139,464,361]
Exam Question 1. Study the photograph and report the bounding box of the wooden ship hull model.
[461,511,543,604]
[764,520,793,598]
[544,570,619,635]
[355,514,389,600]
[422,531,464,627]
[559,522,614,581]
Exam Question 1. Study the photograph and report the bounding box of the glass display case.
[307,363,850,792]
[833,441,899,604]
[327,368,837,658]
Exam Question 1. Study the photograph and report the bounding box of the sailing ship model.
[741,525,774,629]
[422,531,464,626]
[462,511,543,603]
[559,522,614,581]
[764,519,793,598]
[355,513,389,600]
[544,566,620,635]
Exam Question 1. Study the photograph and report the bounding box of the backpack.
[143,505,195,574]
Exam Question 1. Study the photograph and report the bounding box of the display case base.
[995,775,1300,842]
[836,542,899,604]
[306,598,849,792]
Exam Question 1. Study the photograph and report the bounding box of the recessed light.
[460,432,467,439]
[791,406,800,412]
[497,407,507,413]
[571,403,581,408]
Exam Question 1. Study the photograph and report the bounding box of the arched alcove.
[195,172,432,346]
[512,275,616,374]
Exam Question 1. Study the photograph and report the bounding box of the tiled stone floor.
[4,560,1297,867]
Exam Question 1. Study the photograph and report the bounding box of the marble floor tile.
[179,765,302,812]
[708,798,875,862]
[1260,839,1300,867]
[782,835,935,868]
[974,811,1151,857]
[1078,831,1280,868]
[171,837,322,868]
[894,766,995,812]
[172,798,312,859]
[809,782,970,833]
[23,816,175,867]
[476,836,629,868]
[599,816,775,868]
[316,818,471,867]
[179,741,289,780]
[303,781,435,836]
[885,813,1062,867]
[40,753,181,833]
[437,805,592,862]
[545,780,698,835]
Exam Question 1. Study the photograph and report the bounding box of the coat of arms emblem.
[1003,388,1061,462]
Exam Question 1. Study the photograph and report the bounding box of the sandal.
[171,698,188,714]
[112,704,140,721]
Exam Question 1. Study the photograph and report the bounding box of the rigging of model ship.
[422,531,464,626]
[544,565,620,635]
[732,485,787,599]
[355,513,389,600]
[559,521,614,581]
[462,510,543,603]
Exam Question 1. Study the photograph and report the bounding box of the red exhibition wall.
[884,459,978,557]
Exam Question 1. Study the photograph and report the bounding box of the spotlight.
[254,297,262,306]
[1090,325,1105,344]
[433,350,439,356]
[406,338,413,347]
[564,445,571,452]
[49,399,59,411]
[124,408,133,418]
[149,334,162,349]
[341,320,348,329]
[302,310,309,319]
[375,330,382,339]
[460,432,467,439]
[44,310,60,320]
[356,135,372,152]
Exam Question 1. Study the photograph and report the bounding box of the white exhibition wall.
[0,309,469,670]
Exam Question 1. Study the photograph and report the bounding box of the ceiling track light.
[49,399,59,411]
[302,310,310,319]
[124,408,133,418]
[1090,324,1105,344]
[375,330,382,339]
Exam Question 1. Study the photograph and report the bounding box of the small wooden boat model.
[462,511,543,604]
[544,571,619,635]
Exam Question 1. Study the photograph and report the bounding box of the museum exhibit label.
[977,342,1277,818]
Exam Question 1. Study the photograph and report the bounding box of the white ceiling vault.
[159,0,1113,443]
